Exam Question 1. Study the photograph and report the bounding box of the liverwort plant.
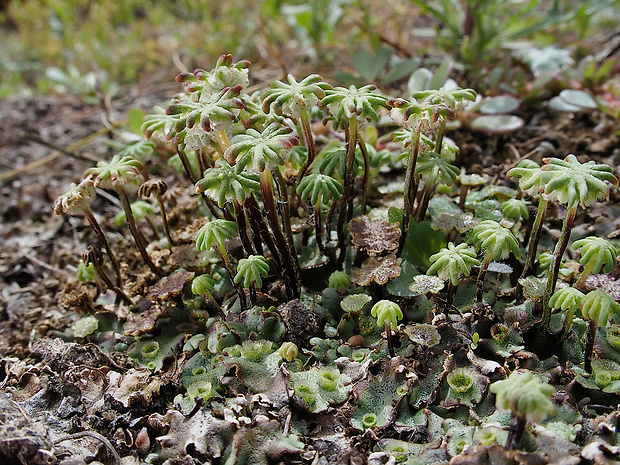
[581,289,620,373]
[388,87,476,252]
[426,242,480,315]
[195,219,246,308]
[261,74,332,181]
[571,236,618,288]
[85,154,163,277]
[539,154,617,332]
[469,220,521,302]
[234,255,270,306]
[549,286,585,339]
[370,300,403,358]
[321,84,388,264]
[194,158,260,256]
[138,179,176,247]
[490,371,555,450]
[54,177,123,287]
[296,173,343,254]
[225,122,302,299]
[191,273,226,320]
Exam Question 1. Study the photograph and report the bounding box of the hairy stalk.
[272,168,302,278]
[444,281,457,317]
[83,245,132,306]
[515,197,548,302]
[398,130,421,255]
[337,117,358,265]
[541,206,577,332]
[115,185,163,277]
[177,147,223,219]
[156,195,176,246]
[314,202,325,254]
[82,209,123,287]
[234,200,255,256]
[296,109,317,182]
[244,195,266,257]
[260,170,301,299]
[476,254,494,302]
[505,413,527,451]
[358,139,370,216]
[585,318,597,373]
[216,242,247,309]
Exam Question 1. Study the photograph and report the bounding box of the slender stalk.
[176,147,200,184]
[337,117,358,265]
[296,109,316,182]
[416,182,434,222]
[515,197,548,303]
[398,130,421,255]
[458,185,469,211]
[559,304,578,340]
[314,202,325,254]
[444,281,457,317]
[585,318,597,373]
[244,195,266,257]
[260,170,300,299]
[115,185,163,277]
[272,168,302,278]
[83,245,132,306]
[145,216,161,240]
[541,206,577,332]
[357,139,370,215]
[177,147,223,219]
[577,260,597,288]
[386,322,395,358]
[476,254,493,302]
[505,413,526,451]
[155,195,176,246]
[82,209,123,287]
[216,243,247,309]
[234,200,255,256]
[203,289,227,321]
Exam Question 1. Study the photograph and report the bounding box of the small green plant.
[469,220,521,302]
[54,178,123,287]
[490,370,555,450]
[581,289,620,373]
[549,286,585,339]
[371,300,403,357]
[426,242,480,315]
[571,236,618,288]
[234,255,270,305]
[85,154,163,277]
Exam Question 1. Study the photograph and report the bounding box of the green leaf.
[428,60,453,90]
[382,57,421,85]
[353,46,392,82]
[401,220,446,271]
